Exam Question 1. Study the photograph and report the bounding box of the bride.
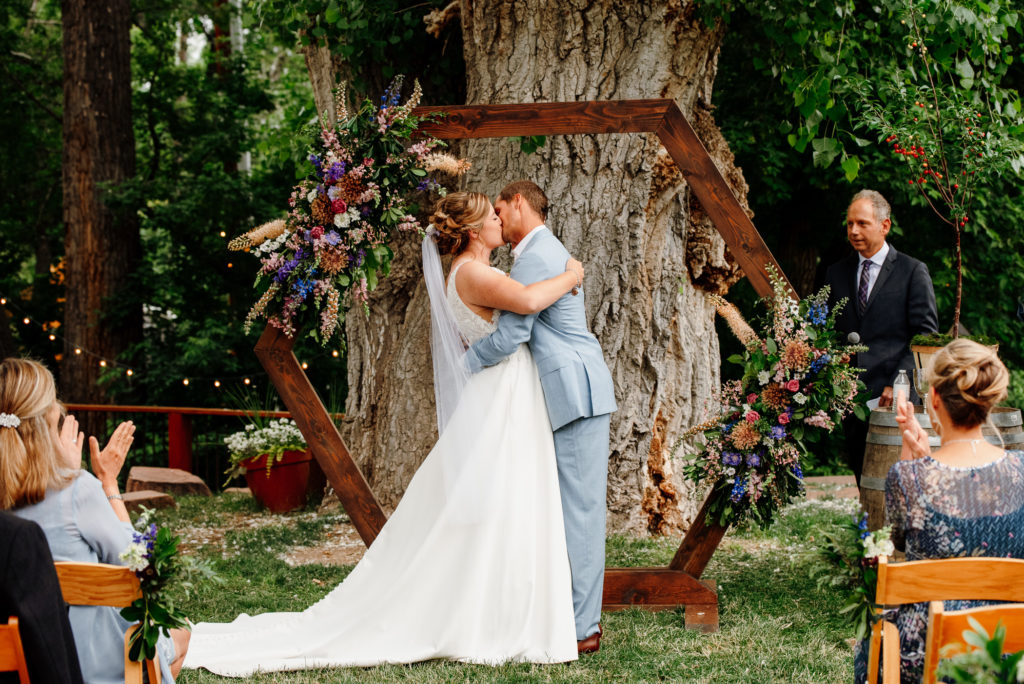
[183,191,586,675]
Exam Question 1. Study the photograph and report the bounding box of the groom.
[463,180,617,654]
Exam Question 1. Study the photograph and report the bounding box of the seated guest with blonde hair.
[0,358,189,683]
[853,339,1024,682]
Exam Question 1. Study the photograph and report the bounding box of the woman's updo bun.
[930,338,1008,428]
[429,192,490,256]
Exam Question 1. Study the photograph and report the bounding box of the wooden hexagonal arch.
[255,99,792,632]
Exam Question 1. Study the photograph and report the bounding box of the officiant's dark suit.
[0,512,83,684]
[825,190,938,484]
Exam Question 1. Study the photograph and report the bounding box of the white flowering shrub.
[224,418,307,478]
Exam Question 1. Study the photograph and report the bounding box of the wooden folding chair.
[0,616,29,683]
[922,602,1024,683]
[54,562,161,684]
[866,556,1024,684]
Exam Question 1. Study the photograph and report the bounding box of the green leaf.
[841,155,862,182]
[811,136,841,168]
[766,338,778,354]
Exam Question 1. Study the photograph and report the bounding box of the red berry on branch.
[953,184,959,189]
[908,180,915,185]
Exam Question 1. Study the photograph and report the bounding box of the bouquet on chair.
[119,508,219,662]
[810,510,894,640]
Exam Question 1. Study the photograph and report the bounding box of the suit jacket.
[825,244,938,398]
[0,512,84,684]
[465,228,617,430]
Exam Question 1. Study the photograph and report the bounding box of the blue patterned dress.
[854,449,1024,683]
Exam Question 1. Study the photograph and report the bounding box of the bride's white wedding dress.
[183,264,577,676]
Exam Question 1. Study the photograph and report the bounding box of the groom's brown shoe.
[577,625,601,655]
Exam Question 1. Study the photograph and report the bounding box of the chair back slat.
[0,616,30,683]
[55,561,141,608]
[878,557,1024,605]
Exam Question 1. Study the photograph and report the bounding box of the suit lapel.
[864,245,898,314]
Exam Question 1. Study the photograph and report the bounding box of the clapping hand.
[894,394,930,461]
[90,421,136,490]
[58,414,85,469]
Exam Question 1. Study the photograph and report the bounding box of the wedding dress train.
[183,264,577,675]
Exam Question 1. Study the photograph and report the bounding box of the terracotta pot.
[240,449,326,513]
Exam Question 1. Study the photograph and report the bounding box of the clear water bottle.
[892,369,911,411]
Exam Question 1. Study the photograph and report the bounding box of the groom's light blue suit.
[464,226,616,640]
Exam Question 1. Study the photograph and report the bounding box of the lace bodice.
[447,262,500,344]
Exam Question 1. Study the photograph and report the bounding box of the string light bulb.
[22,317,29,325]
[243,378,251,385]
[48,334,55,341]
[214,380,221,388]
[183,378,189,386]
[301,362,308,369]
[74,348,82,355]
[0,298,6,304]
[332,350,339,357]
[99,360,107,367]
[126,369,133,376]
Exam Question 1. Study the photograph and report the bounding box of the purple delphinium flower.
[746,452,761,467]
[791,463,804,480]
[324,230,341,246]
[770,425,786,440]
[722,452,741,466]
[353,249,365,267]
[293,278,315,300]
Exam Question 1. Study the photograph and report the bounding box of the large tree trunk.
[334,1,748,535]
[61,0,141,404]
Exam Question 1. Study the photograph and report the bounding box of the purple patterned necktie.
[858,260,872,314]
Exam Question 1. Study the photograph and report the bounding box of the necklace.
[941,437,983,455]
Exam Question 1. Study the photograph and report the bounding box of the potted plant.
[224,418,324,513]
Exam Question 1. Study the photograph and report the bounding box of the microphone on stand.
[847,332,861,344]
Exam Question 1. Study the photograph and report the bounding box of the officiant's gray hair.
[849,189,891,223]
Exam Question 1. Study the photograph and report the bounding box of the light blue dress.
[13,471,176,684]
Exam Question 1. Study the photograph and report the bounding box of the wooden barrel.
[860,406,1023,530]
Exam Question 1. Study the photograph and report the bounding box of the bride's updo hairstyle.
[929,339,1009,428]
[0,358,72,510]
[429,191,490,256]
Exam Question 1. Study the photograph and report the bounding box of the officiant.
[824,189,938,485]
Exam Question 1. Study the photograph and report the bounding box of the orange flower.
[729,422,761,451]
[783,339,811,371]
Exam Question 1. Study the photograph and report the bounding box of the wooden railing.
[63,404,342,488]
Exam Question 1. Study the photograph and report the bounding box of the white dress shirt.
[511,225,548,261]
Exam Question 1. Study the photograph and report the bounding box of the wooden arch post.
[255,99,793,632]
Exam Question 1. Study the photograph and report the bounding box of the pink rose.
[331,198,347,214]
[786,379,800,392]
[310,226,324,240]
[778,413,791,425]
[745,410,760,423]
[747,393,758,404]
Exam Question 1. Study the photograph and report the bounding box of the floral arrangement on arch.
[232,76,469,346]
[681,268,867,529]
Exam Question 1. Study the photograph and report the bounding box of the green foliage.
[937,617,1024,683]
[252,0,465,104]
[711,0,1024,414]
[0,0,64,355]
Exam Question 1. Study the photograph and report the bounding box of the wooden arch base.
[255,99,794,633]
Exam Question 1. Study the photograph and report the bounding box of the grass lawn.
[160,494,859,683]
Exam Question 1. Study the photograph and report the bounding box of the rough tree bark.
[61,0,141,403]
[325,1,750,535]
